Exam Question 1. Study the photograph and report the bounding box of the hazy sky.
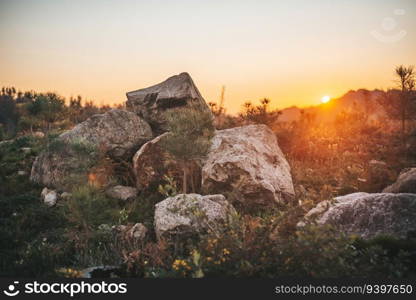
[1,0,415,113]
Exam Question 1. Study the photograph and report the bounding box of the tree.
[26,93,66,132]
[162,106,215,193]
[0,90,19,138]
[380,65,416,140]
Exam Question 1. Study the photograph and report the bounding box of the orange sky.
[1,0,415,114]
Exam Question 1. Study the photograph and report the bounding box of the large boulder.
[126,72,212,133]
[299,192,416,239]
[31,109,152,190]
[154,194,236,241]
[383,168,416,193]
[201,125,294,209]
[132,133,201,191]
[59,109,152,158]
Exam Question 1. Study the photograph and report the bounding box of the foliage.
[0,86,113,141]
[162,106,215,193]
[239,98,281,127]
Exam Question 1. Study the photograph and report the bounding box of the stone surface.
[41,187,58,207]
[127,223,148,241]
[383,168,416,193]
[105,185,138,201]
[299,192,416,239]
[201,124,294,209]
[126,72,212,133]
[132,133,200,191]
[59,109,152,158]
[154,194,236,240]
[60,192,72,200]
[31,109,152,190]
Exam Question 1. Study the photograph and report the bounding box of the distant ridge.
[278,89,389,123]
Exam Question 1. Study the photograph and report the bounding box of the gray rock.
[106,185,138,201]
[154,194,236,241]
[299,192,416,239]
[59,109,152,158]
[30,109,152,190]
[17,170,27,176]
[202,125,295,209]
[383,168,416,193]
[127,223,148,241]
[126,72,212,133]
[41,187,58,207]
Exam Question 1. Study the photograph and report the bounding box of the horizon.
[1,0,415,114]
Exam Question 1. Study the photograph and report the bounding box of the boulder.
[112,223,147,243]
[41,187,58,207]
[127,223,148,241]
[132,133,200,191]
[201,125,294,209]
[299,192,416,239]
[126,72,212,133]
[31,109,152,190]
[105,185,138,201]
[154,194,236,240]
[59,109,152,158]
[383,168,416,193]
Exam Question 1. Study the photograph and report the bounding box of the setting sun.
[321,95,331,103]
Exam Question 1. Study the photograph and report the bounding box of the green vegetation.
[162,106,215,193]
[1,66,416,278]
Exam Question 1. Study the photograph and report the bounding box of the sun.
[321,95,331,103]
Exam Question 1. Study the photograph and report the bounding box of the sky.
[0,0,415,114]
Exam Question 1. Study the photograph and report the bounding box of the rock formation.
[299,192,416,239]
[126,72,212,133]
[202,124,294,209]
[154,194,236,241]
[105,185,138,201]
[383,168,416,193]
[31,109,152,190]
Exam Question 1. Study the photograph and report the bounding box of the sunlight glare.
[321,95,331,103]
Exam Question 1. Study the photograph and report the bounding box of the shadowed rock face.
[300,192,416,239]
[126,72,212,133]
[202,124,295,210]
[30,109,152,190]
[383,168,416,193]
[132,133,201,191]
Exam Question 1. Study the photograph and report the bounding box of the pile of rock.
[30,71,416,243]
[29,72,297,242]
